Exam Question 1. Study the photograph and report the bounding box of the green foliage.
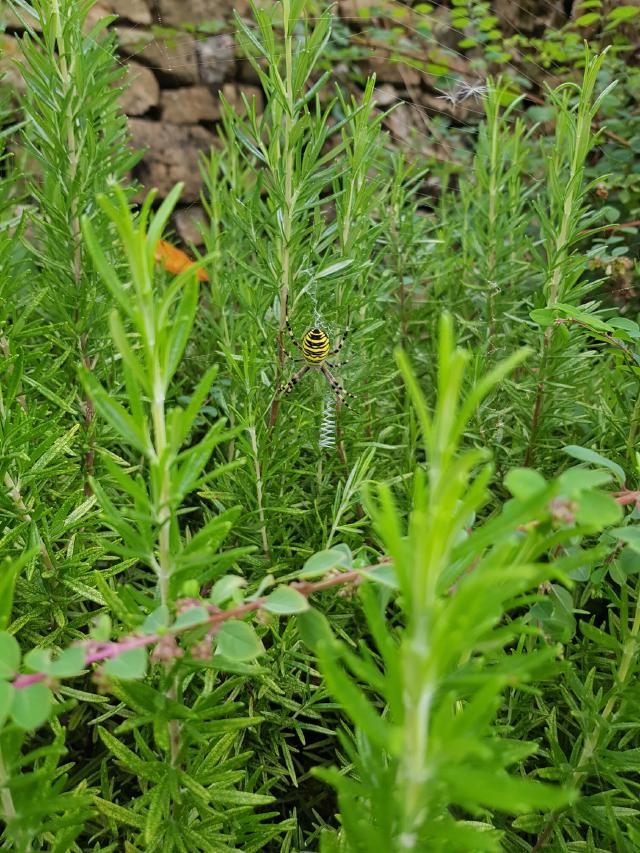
[1,1,640,852]
[312,319,621,850]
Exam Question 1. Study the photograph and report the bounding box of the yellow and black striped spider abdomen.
[302,328,330,363]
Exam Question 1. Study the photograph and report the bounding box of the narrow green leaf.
[93,796,146,829]
[82,216,134,318]
[163,277,199,385]
[575,12,600,25]
[318,647,390,750]
[395,347,432,454]
[175,364,219,447]
[109,310,150,394]
[316,258,354,279]
[580,621,618,651]
[0,551,37,631]
[80,369,150,455]
[31,424,80,474]
[607,4,639,22]
[98,726,164,781]
[177,770,210,803]
[144,783,169,845]
[0,557,23,630]
[210,789,275,806]
[147,183,184,251]
[62,496,98,531]
[442,765,575,812]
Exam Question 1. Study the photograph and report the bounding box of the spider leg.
[326,357,350,369]
[329,319,350,356]
[283,292,304,355]
[279,364,310,396]
[321,364,355,410]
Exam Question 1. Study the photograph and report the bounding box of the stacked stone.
[0,0,265,244]
[1,0,572,244]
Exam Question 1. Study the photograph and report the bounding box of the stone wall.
[0,0,587,245]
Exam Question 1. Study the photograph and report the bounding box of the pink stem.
[10,562,389,690]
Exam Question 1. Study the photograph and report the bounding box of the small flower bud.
[93,667,112,694]
[255,609,273,626]
[175,598,201,616]
[548,497,577,526]
[151,635,184,663]
[339,582,359,599]
[191,637,213,660]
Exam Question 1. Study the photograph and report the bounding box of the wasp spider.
[278,299,354,408]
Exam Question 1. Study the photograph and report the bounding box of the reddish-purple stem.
[10,563,388,690]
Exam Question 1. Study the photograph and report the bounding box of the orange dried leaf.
[154,239,208,282]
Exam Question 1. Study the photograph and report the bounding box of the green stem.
[626,385,640,463]
[248,425,270,559]
[486,99,499,346]
[52,0,96,493]
[150,362,180,766]
[0,745,29,851]
[51,0,82,289]
[0,745,16,823]
[399,637,433,847]
[151,367,171,608]
[269,5,295,429]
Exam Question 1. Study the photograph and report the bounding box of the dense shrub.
[1,2,640,851]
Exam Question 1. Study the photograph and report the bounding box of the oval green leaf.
[49,646,86,678]
[300,549,351,579]
[103,647,148,680]
[173,606,209,630]
[24,647,52,674]
[0,680,14,728]
[141,605,170,635]
[263,586,310,615]
[210,575,246,607]
[11,682,51,730]
[216,621,264,662]
[0,632,21,680]
[563,445,625,485]
[504,468,547,500]
[296,609,334,652]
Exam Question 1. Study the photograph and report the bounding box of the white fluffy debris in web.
[436,80,488,105]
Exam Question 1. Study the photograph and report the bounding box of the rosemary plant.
[0,1,639,850]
